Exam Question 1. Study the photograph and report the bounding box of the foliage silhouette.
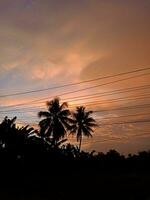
[38,98,72,147]
[69,106,97,151]
[0,116,34,152]
[0,98,150,200]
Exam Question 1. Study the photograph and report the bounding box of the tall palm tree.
[38,98,72,146]
[70,106,97,152]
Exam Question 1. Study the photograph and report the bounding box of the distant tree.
[38,98,72,147]
[70,106,97,152]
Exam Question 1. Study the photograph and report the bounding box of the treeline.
[0,98,150,174]
[0,99,150,200]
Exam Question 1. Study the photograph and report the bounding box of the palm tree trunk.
[79,135,82,152]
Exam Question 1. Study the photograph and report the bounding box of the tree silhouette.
[0,116,17,150]
[38,98,72,147]
[70,106,97,152]
[0,116,37,161]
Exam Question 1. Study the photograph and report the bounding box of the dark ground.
[0,163,150,200]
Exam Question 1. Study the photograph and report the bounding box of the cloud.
[1,0,150,83]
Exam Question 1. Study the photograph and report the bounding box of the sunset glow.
[0,0,150,154]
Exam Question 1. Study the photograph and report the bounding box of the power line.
[96,112,150,121]
[1,93,150,114]
[62,84,150,102]
[14,112,150,126]
[68,93,150,108]
[80,132,150,145]
[19,84,150,106]
[1,83,150,111]
[1,83,150,114]
[68,137,123,145]
[1,71,150,109]
[1,93,150,113]
[25,84,150,106]
[10,83,150,107]
[94,103,150,113]
[98,119,150,126]
[21,111,150,120]
[15,72,150,104]
[1,66,150,98]
[1,107,150,129]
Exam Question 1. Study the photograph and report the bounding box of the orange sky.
[0,0,150,154]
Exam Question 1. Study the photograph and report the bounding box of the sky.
[0,0,150,154]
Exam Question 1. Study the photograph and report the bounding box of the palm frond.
[84,126,94,133]
[38,111,50,118]
[86,122,97,127]
[39,118,51,128]
[82,126,93,137]
[56,138,68,146]
[60,109,71,117]
[85,117,96,123]
[60,102,68,110]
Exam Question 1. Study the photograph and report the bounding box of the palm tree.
[38,98,72,146]
[70,106,97,152]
